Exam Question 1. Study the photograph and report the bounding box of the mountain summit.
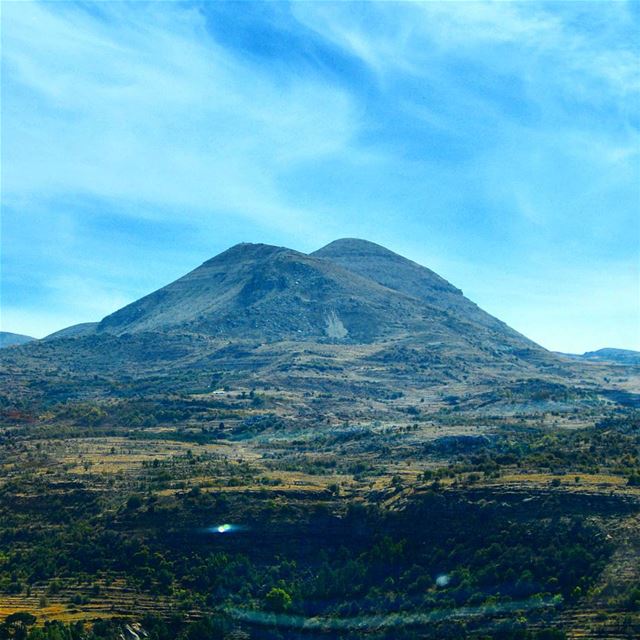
[313,239,514,334]
[313,238,460,297]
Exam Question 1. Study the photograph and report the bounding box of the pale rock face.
[325,311,348,339]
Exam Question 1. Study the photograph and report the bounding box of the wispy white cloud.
[294,1,640,100]
[294,1,639,233]
[2,2,356,232]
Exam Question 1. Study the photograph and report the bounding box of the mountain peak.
[203,242,292,266]
[314,238,398,258]
[313,237,461,297]
[312,237,527,336]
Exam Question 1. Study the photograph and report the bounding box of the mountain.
[0,331,35,348]
[97,242,431,341]
[2,239,584,406]
[94,239,541,353]
[1,242,637,640]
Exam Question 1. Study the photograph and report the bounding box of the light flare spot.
[436,574,450,587]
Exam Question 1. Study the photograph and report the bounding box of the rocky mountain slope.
[98,242,434,342]
[92,239,543,356]
[313,239,510,332]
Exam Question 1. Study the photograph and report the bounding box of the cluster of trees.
[0,485,614,635]
[422,411,640,482]
[2,406,637,638]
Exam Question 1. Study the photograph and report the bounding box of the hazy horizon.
[2,2,639,352]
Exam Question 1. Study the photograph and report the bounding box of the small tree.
[265,587,292,613]
[126,494,143,510]
[1,612,37,639]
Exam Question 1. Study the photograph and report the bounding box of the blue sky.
[1,1,638,352]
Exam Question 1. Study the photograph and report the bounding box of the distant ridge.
[0,331,35,349]
[560,348,640,366]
